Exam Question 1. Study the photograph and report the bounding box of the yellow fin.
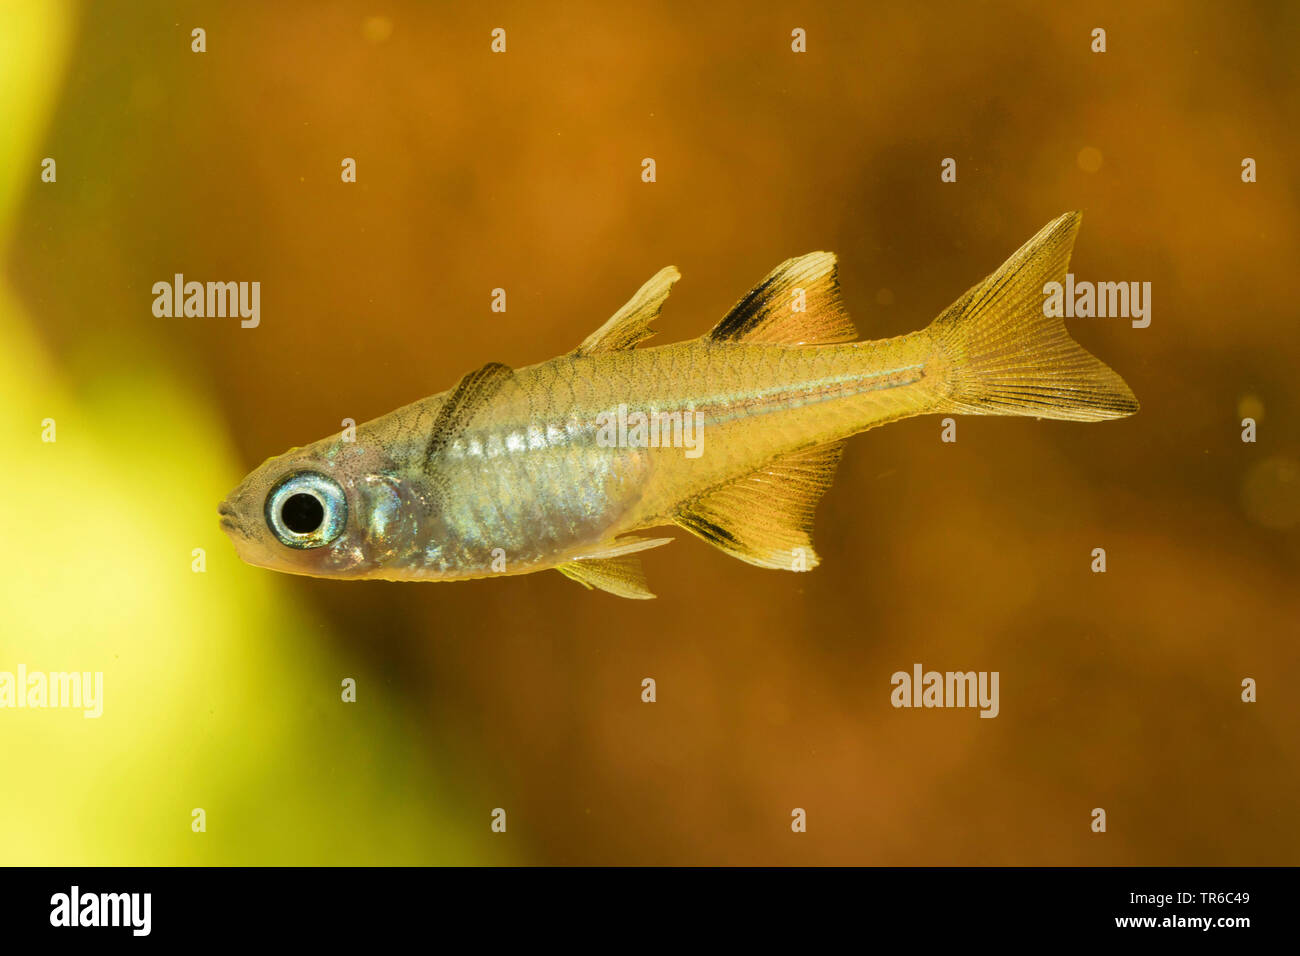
[707,252,857,345]
[576,265,680,354]
[557,554,658,599]
[928,211,1139,422]
[675,440,846,570]
[567,535,673,562]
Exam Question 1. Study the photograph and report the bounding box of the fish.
[219,211,1137,598]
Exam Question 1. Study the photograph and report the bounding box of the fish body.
[220,212,1138,597]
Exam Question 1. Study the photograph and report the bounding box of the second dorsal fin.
[707,252,857,346]
[576,265,681,355]
[674,440,846,570]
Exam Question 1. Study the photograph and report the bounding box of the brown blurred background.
[6,0,1298,864]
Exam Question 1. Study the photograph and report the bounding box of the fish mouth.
[219,516,246,538]
[218,501,250,539]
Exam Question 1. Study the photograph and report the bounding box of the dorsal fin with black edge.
[706,252,857,346]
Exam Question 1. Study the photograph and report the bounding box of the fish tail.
[926,211,1138,422]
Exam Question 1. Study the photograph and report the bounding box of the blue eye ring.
[265,472,348,549]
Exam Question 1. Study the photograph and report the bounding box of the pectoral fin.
[423,362,514,471]
[675,440,846,570]
[576,265,681,354]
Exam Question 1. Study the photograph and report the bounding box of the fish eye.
[281,493,324,533]
[265,472,347,549]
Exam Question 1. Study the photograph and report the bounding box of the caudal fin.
[927,211,1138,422]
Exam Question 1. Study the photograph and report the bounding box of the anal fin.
[675,440,846,570]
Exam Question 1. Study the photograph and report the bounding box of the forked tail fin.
[927,211,1138,422]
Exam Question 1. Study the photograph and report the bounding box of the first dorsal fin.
[707,252,857,346]
[423,361,513,470]
[576,265,681,355]
[674,440,846,570]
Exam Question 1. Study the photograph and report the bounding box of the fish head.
[219,435,429,579]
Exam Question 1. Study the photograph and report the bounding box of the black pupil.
[281,493,324,534]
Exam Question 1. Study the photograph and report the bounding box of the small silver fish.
[220,212,1137,598]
